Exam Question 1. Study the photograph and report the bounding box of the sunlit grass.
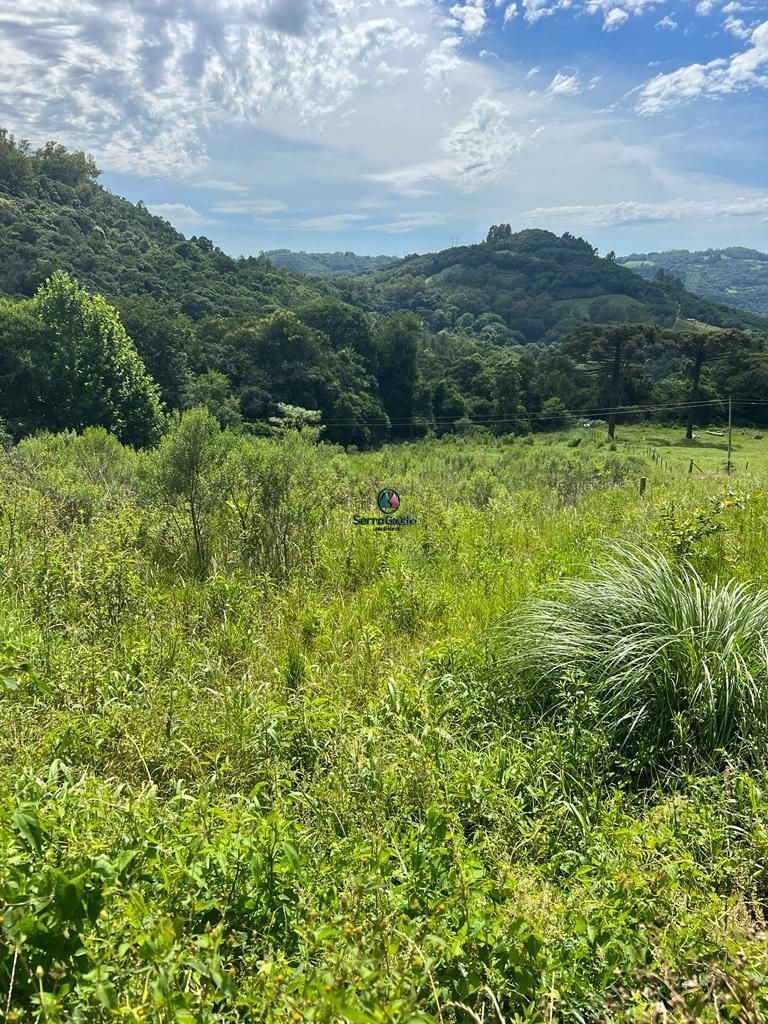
[501,544,768,765]
[2,427,768,1019]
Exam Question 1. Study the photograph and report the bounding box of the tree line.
[2,271,766,449]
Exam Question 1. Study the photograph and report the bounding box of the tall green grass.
[3,427,768,1019]
[501,545,768,766]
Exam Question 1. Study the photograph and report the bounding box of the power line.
[317,397,745,428]
[321,401,719,426]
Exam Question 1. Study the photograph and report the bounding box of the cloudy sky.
[1,0,767,256]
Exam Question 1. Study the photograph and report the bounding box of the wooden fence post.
[639,477,647,496]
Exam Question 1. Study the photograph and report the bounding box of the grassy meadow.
[615,423,768,478]
[3,415,768,1022]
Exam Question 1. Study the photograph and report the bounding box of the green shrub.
[500,545,768,767]
[146,407,230,575]
[221,429,336,579]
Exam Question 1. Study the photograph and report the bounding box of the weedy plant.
[500,544,768,769]
[3,430,768,1020]
[656,490,749,562]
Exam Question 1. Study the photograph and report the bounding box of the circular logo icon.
[377,488,401,515]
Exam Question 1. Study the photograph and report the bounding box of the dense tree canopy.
[0,295,44,435]
[1,272,163,446]
[264,249,396,277]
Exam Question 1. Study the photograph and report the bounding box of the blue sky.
[1,0,766,257]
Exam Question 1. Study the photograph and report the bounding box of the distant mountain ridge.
[618,247,768,317]
[264,249,397,277]
[331,229,768,344]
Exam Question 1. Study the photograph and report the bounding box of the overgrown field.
[3,416,768,1022]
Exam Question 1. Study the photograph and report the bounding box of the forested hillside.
[618,247,768,317]
[341,225,768,344]
[0,130,322,319]
[265,249,397,276]
[3,134,768,449]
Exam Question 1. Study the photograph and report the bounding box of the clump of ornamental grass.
[499,545,768,767]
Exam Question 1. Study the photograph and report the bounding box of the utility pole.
[727,395,733,475]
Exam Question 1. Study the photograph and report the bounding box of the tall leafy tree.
[0,297,43,436]
[34,272,164,446]
[295,298,375,368]
[32,141,100,186]
[184,370,243,429]
[662,327,754,439]
[0,129,32,194]
[489,353,530,435]
[222,310,388,446]
[117,297,195,408]
[486,224,512,243]
[375,313,422,439]
[431,380,467,434]
[562,323,657,438]
[711,343,768,425]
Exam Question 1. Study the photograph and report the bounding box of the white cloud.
[0,0,426,176]
[695,0,719,13]
[637,19,768,113]
[547,71,582,94]
[526,195,768,226]
[724,15,752,37]
[655,14,678,28]
[373,211,449,232]
[296,213,370,230]
[147,203,210,227]
[3,0,746,192]
[211,199,288,215]
[603,8,630,29]
[375,61,410,80]
[191,179,250,193]
[446,0,488,35]
[521,0,567,21]
[441,97,525,185]
[523,0,666,23]
[369,96,527,194]
[422,35,466,85]
[2,0,767,258]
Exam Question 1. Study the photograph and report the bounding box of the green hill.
[333,227,768,344]
[2,129,766,342]
[264,249,397,276]
[0,132,322,320]
[618,247,768,317]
